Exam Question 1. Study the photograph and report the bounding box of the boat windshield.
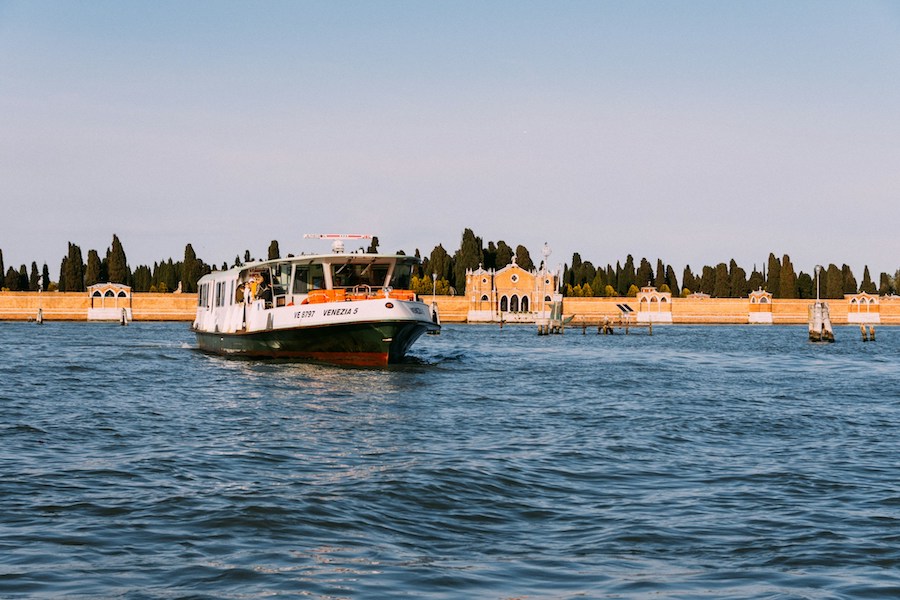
[332,262,391,289]
[388,262,413,290]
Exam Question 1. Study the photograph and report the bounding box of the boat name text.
[294,310,316,319]
[322,307,358,317]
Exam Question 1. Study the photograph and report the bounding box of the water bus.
[192,236,440,366]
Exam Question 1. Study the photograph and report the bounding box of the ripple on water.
[2,323,900,598]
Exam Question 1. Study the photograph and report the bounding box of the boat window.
[272,263,291,296]
[389,263,413,290]
[332,263,391,289]
[293,264,325,294]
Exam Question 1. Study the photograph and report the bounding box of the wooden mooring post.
[860,324,876,342]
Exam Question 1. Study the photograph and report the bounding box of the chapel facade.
[465,258,559,323]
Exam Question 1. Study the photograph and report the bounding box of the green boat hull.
[193,319,437,366]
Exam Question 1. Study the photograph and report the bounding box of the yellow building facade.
[465,259,559,323]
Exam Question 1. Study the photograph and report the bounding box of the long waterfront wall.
[3,292,899,324]
[0,292,197,321]
[428,295,900,325]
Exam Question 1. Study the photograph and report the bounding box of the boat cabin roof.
[197,252,419,285]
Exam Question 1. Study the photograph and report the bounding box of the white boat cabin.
[194,253,421,334]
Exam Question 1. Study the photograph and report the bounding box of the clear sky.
[2,0,899,279]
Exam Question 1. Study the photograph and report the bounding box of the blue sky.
[2,1,899,278]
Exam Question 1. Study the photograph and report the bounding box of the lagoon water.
[2,322,899,599]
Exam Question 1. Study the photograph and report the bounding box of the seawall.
[421,295,900,325]
[2,292,899,324]
[0,293,197,321]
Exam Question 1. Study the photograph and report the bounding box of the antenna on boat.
[303,233,374,254]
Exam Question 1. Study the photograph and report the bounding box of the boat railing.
[302,287,418,304]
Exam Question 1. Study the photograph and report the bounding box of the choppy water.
[2,322,899,599]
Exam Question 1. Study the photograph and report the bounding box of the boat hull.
[193,319,437,366]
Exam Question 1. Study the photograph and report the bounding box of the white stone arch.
[510,295,520,312]
[521,295,530,312]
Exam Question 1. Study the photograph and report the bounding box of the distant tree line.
[406,229,900,300]
[1,235,212,294]
[2,231,898,299]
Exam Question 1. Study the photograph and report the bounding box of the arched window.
[480,294,489,302]
[544,295,552,302]
[510,295,520,312]
[760,297,769,304]
[117,291,127,298]
[521,296,530,312]
[104,290,115,298]
[500,296,508,312]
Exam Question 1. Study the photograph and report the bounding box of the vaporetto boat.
[192,235,440,366]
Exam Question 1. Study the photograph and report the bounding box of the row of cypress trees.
[0,236,211,293]
[408,229,898,299]
[3,231,897,299]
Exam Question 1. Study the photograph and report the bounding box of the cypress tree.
[591,270,607,295]
[268,240,281,260]
[64,243,85,292]
[797,272,814,298]
[107,234,130,285]
[58,257,67,292]
[682,265,696,293]
[453,229,484,293]
[428,244,452,282]
[765,253,781,297]
[618,255,635,295]
[0,250,4,285]
[579,261,597,287]
[636,258,653,288]
[568,253,583,286]
[699,265,716,295]
[779,254,798,299]
[495,241,513,268]
[29,262,40,291]
[514,245,534,271]
[182,243,205,293]
[41,263,50,291]
[665,265,680,296]
[654,259,666,289]
[85,249,102,287]
[483,242,497,270]
[859,266,876,294]
[133,265,152,292]
[841,264,857,295]
[17,265,28,291]
[730,260,748,298]
[713,263,731,297]
[244,250,252,264]
[166,259,179,292]
[825,264,843,299]
[879,272,893,296]
[4,267,18,291]
[747,267,765,292]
